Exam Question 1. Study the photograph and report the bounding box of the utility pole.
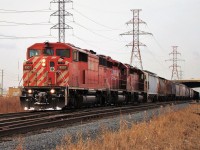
[166,46,184,80]
[50,0,73,43]
[120,9,152,70]
[1,69,3,95]
[18,60,19,82]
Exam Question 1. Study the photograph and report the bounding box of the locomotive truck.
[20,42,198,110]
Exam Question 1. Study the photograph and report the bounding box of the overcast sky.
[0,0,200,90]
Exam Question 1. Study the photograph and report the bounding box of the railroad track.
[0,100,190,138]
[0,110,60,121]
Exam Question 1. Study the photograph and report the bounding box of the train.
[20,42,199,110]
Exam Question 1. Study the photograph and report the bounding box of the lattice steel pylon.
[166,46,184,80]
[120,9,152,70]
[50,0,73,43]
[179,69,184,80]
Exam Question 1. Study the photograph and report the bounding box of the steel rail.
[0,110,60,120]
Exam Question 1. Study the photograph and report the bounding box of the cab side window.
[73,50,78,61]
[56,49,70,58]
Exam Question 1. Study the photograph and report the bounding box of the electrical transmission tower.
[166,46,184,80]
[50,0,73,43]
[179,69,184,80]
[120,9,152,70]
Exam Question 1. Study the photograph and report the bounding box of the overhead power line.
[0,9,53,13]
[72,21,120,42]
[0,34,56,39]
[0,21,53,26]
[73,9,122,30]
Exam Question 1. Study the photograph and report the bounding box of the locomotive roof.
[29,42,128,67]
[143,70,157,76]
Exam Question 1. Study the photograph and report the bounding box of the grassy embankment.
[0,96,23,114]
[56,104,200,150]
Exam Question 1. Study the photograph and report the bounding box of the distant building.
[7,87,22,97]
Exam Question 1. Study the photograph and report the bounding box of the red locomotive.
[20,42,199,110]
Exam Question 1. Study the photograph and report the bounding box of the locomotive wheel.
[96,94,101,106]
[72,96,78,108]
[152,96,157,103]
[143,94,148,103]
[134,93,139,103]
[70,94,83,109]
[113,93,118,105]
[76,95,83,108]
[101,96,106,106]
[106,94,112,106]
[52,98,58,110]
[25,98,32,109]
[97,94,105,106]
[125,94,130,104]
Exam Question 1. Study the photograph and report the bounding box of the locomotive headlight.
[50,89,55,94]
[42,62,46,67]
[42,59,46,63]
[42,59,46,67]
[28,89,33,94]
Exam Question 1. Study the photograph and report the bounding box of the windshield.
[43,49,54,56]
[29,49,40,57]
[56,49,70,58]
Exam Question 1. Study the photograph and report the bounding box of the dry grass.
[56,104,200,150]
[0,97,24,114]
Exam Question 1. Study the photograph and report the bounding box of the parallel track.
[0,101,190,138]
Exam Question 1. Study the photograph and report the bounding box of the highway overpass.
[172,79,200,88]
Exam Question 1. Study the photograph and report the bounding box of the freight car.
[20,42,198,110]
